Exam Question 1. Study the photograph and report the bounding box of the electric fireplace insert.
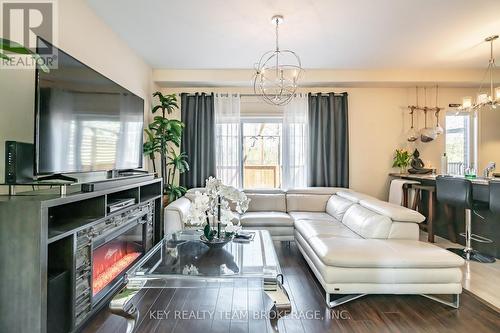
[75,202,154,326]
[92,222,144,302]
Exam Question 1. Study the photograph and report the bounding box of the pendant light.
[420,88,437,142]
[460,35,500,111]
[253,15,303,106]
[434,85,444,135]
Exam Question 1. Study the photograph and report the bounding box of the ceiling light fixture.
[253,15,303,106]
[460,35,500,111]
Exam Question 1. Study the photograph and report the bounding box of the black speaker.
[4,141,34,184]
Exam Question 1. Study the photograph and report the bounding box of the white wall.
[478,108,500,173]
[160,86,476,200]
[0,0,153,186]
[346,87,476,199]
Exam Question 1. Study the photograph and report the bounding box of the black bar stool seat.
[436,176,495,263]
[489,180,500,215]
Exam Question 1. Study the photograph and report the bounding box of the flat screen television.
[34,37,144,175]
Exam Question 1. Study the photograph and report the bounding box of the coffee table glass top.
[127,229,280,284]
[110,230,292,330]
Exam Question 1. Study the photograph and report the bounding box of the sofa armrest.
[164,197,191,235]
[388,222,419,240]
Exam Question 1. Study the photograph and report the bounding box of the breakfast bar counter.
[389,173,499,259]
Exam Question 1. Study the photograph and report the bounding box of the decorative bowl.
[200,234,234,249]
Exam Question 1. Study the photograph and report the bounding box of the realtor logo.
[1,0,58,69]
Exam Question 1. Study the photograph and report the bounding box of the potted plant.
[392,149,412,174]
[143,92,189,205]
[184,177,250,248]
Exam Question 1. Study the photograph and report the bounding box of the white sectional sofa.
[165,187,465,308]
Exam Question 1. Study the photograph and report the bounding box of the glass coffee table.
[110,229,291,333]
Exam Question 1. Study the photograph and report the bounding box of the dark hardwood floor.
[83,241,500,333]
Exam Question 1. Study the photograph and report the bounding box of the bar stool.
[489,180,500,215]
[411,184,436,242]
[402,183,412,208]
[436,176,495,263]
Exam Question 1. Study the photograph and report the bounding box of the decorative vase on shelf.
[184,177,250,248]
[392,149,411,176]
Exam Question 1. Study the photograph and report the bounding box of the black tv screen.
[35,38,144,175]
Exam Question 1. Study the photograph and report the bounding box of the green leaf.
[0,38,49,73]
[0,38,32,54]
[152,91,163,99]
[204,224,214,241]
[152,105,163,114]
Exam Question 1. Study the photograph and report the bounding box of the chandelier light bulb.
[477,93,489,104]
[495,87,500,100]
[462,96,473,108]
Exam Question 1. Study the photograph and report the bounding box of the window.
[215,96,308,189]
[242,121,282,189]
[216,122,241,188]
[445,112,471,175]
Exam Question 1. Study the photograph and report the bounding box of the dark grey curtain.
[180,93,216,188]
[308,92,349,187]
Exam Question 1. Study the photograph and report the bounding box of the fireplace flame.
[93,252,141,296]
[92,240,142,296]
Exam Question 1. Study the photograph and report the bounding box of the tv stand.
[37,173,77,182]
[0,177,163,333]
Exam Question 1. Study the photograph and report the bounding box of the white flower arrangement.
[182,264,199,275]
[184,177,250,239]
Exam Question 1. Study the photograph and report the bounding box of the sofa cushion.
[306,236,465,268]
[286,194,332,212]
[184,188,205,201]
[388,222,419,240]
[294,219,362,240]
[239,211,293,227]
[342,204,392,239]
[295,232,463,285]
[289,212,335,222]
[336,190,375,203]
[244,189,285,194]
[359,199,425,223]
[286,187,343,195]
[246,193,286,212]
[326,195,355,221]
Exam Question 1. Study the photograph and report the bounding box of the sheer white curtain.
[215,93,242,188]
[282,94,309,189]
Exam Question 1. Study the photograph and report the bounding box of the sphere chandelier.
[253,15,303,106]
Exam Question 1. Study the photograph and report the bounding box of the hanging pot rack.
[406,86,443,143]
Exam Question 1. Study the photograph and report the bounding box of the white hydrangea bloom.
[185,178,251,229]
[182,264,199,275]
[184,191,210,225]
[218,200,234,224]
[224,223,242,234]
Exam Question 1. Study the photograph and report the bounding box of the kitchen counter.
[388,173,496,186]
[388,173,499,259]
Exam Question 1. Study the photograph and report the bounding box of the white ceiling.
[87,0,500,70]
